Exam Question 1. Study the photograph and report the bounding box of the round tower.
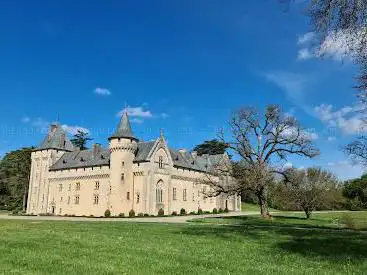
[108,110,138,215]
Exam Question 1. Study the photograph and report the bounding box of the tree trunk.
[257,188,270,218]
[305,210,311,219]
[22,186,28,212]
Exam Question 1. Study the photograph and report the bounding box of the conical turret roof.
[109,111,138,141]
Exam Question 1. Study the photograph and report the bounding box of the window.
[156,188,163,203]
[183,189,187,201]
[94,195,99,205]
[60,196,63,202]
[136,193,140,204]
[59,184,63,192]
[68,183,71,191]
[192,192,195,201]
[95,181,100,190]
[59,208,62,214]
[127,192,130,200]
[173,187,177,200]
[42,194,44,203]
[121,161,125,168]
[158,156,163,168]
[121,174,124,183]
[75,182,80,191]
[67,196,70,205]
[75,196,80,204]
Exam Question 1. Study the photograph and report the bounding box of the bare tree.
[201,105,319,217]
[344,136,367,166]
[283,167,339,219]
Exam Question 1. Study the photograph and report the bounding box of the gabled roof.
[109,111,138,141]
[36,124,74,152]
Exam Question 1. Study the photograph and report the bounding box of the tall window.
[183,189,187,201]
[94,195,99,205]
[156,180,163,203]
[68,184,71,191]
[121,174,124,184]
[172,187,177,200]
[136,193,140,204]
[67,196,70,205]
[95,181,100,190]
[75,196,80,204]
[127,192,130,200]
[75,182,80,191]
[158,156,163,168]
[59,184,63,192]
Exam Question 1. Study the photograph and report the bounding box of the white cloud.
[326,160,365,180]
[298,32,315,45]
[130,118,144,124]
[297,48,313,60]
[283,162,293,169]
[21,116,30,123]
[117,106,152,118]
[94,87,111,96]
[313,103,366,135]
[161,113,169,119]
[61,125,90,135]
[327,136,336,142]
[265,72,306,104]
[297,29,365,62]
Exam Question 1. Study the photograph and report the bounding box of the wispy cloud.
[116,106,168,123]
[22,116,89,135]
[61,124,90,135]
[265,72,306,105]
[326,160,365,180]
[297,29,365,62]
[313,103,366,135]
[94,87,111,96]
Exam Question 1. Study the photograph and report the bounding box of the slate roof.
[36,124,74,152]
[49,140,225,172]
[109,111,138,141]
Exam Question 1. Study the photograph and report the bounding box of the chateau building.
[26,112,240,216]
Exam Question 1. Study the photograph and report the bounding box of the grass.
[193,211,367,230]
[0,212,366,274]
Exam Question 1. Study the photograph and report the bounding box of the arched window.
[156,180,163,203]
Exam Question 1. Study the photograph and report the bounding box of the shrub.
[180,208,186,215]
[150,215,155,217]
[224,208,229,213]
[197,208,203,215]
[218,208,224,213]
[172,211,178,216]
[104,209,111,217]
[138,212,144,217]
[189,211,196,215]
[144,213,149,217]
[204,211,210,214]
[118,213,125,218]
[89,215,94,218]
[129,209,135,217]
[212,208,218,214]
[158,208,164,216]
[11,210,19,215]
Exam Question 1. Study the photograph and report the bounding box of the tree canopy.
[193,139,228,156]
[70,130,92,150]
[0,147,33,210]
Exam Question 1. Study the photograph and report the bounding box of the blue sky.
[0,0,364,179]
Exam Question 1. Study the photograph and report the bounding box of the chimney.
[92,143,101,158]
[191,151,198,158]
[179,148,186,154]
[48,124,58,141]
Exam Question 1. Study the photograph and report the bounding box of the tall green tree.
[70,130,92,150]
[0,147,33,210]
[193,139,228,156]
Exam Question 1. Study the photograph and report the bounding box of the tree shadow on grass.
[181,220,367,262]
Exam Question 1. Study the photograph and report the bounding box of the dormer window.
[63,159,67,164]
[80,157,85,162]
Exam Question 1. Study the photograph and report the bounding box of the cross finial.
[160,128,164,139]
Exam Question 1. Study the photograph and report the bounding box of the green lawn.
[0,213,366,274]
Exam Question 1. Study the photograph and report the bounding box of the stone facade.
[26,112,241,216]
